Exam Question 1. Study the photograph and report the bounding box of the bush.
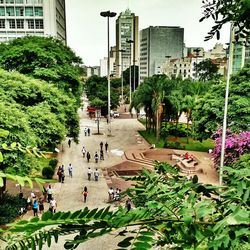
[161,122,192,138]
[0,194,27,225]
[42,166,54,179]
[49,158,58,170]
[164,141,184,149]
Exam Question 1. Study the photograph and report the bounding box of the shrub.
[42,166,54,179]
[161,122,192,138]
[164,141,184,149]
[0,194,27,225]
[49,158,58,170]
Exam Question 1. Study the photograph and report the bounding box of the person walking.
[108,187,114,202]
[47,185,53,203]
[100,149,104,160]
[82,146,86,158]
[87,167,92,181]
[38,197,44,214]
[68,163,73,177]
[57,166,62,182]
[94,169,99,181]
[61,170,65,183]
[49,197,57,214]
[83,186,88,203]
[125,198,132,212]
[84,127,87,136]
[100,141,103,151]
[105,142,108,152]
[87,128,91,136]
[32,199,38,216]
[94,152,99,163]
[68,139,71,148]
[86,152,91,163]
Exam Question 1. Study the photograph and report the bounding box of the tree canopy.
[195,58,220,81]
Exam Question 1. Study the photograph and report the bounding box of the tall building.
[232,43,250,73]
[140,26,184,81]
[0,0,66,43]
[115,9,139,78]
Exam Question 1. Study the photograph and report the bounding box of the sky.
[65,0,230,66]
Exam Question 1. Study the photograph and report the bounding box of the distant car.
[113,111,120,118]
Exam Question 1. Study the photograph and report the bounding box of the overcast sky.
[65,0,229,66]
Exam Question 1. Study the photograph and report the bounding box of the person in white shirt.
[68,163,73,177]
[108,187,114,202]
[49,197,57,214]
[94,169,99,181]
[87,167,92,181]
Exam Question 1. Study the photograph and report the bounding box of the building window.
[16,19,24,29]
[27,19,34,29]
[34,7,43,16]
[0,0,4,4]
[15,0,24,3]
[0,7,5,16]
[6,0,15,3]
[25,7,34,16]
[8,19,16,28]
[0,19,5,28]
[35,19,43,29]
[6,7,15,16]
[16,7,24,16]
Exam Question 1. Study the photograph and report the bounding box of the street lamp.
[100,11,116,135]
[126,39,134,104]
[119,49,126,103]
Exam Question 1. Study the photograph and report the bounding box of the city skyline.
[65,0,230,66]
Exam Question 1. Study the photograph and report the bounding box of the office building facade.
[115,9,139,78]
[0,0,66,43]
[140,26,184,81]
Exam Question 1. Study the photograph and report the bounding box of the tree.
[192,64,250,140]
[195,59,220,81]
[200,0,250,43]
[0,36,83,99]
[122,65,139,91]
[2,162,249,249]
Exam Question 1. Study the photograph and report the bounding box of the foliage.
[85,75,119,115]
[195,59,220,81]
[193,64,250,140]
[163,140,184,149]
[89,97,105,108]
[212,129,250,167]
[0,36,82,98]
[161,122,192,138]
[49,159,58,170]
[200,0,250,43]
[122,65,139,91]
[2,162,249,249]
[0,194,26,225]
[42,166,54,179]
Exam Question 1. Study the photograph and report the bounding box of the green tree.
[0,36,83,99]
[122,65,139,91]
[193,64,250,140]
[195,59,220,81]
[200,0,250,42]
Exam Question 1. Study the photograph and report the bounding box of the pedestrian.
[87,127,90,136]
[86,151,91,163]
[32,199,38,216]
[100,149,104,160]
[94,169,99,181]
[68,163,73,177]
[68,138,71,148]
[108,187,114,202]
[82,146,86,158]
[38,197,44,214]
[83,186,88,203]
[49,197,57,214]
[94,152,99,163]
[47,185,53,203]
[84,127,87,136]
[114,188,120,201]
[100,141,103,151]
[57,166,62,182]
[105,142,108,152]
[87,167,92,181]
[125,198,132,212]
[61,170,65,183]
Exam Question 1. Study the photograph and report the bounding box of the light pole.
[100,11,116,135]
[119,49,126,103]
[126,39,134,104]
[219,23,234,186]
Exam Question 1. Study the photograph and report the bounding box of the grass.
[30,157,52,177]
[139,130,214,152]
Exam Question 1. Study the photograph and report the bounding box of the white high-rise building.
[0,0,66,43]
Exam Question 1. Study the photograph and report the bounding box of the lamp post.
[126,39,134,104]
[100,11,116,135]
[119,49,126,103]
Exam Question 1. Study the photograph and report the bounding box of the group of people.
[108,187,121,202]
[82,141,109,163]
[57,163,73,182]
[87,167,100,181]
[84,127,91,136]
